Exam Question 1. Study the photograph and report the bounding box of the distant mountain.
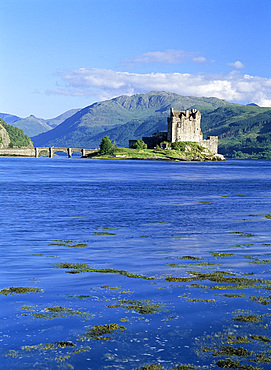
[0,109,81,137]
[45,108,81,128]
[8,115,52,137]
[32,91,235,148]
[246,103,259,107]
[0,113,20,124]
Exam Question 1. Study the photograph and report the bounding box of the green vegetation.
[200,105,271,159]
[49,239,87,248]
[32,306,89,320]
[211,252,235,257]
[132,139,147,149]
[54,262,154,280]
[87,141,222,161]
[0,286,43,295]
[107,299,163,314]
[0,118,32,148]
[79,323,126,341]
[93,231,116,235]
[99,135,114,154]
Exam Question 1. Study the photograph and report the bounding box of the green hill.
[31,91,235,148]
[0,118,32,148]
[202,106,271,158]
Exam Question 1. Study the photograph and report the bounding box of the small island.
[86,140,225,161]
[86,108,225,161]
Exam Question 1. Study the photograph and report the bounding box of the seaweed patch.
[49,239,87,248]
[211,252,235,257]
[54,262,154,280]
[230,232,255,237]
[0,286,43,295]
[31,306,89,320]
[79,323,126,341]
[107,299,163,315]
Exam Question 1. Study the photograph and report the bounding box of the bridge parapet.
[0,147,98,158]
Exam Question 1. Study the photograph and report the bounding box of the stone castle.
[129,108,218,154]
[167,108,218,153]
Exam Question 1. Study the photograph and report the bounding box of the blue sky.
[1,0,271,118]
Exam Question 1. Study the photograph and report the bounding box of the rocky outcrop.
[0,123,11,148]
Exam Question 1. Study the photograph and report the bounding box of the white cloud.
[49,68,271,107]
[228,60,245,69]
[193,56,207,63]
[124,49,206,65]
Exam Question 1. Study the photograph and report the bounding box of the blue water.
[0,157,271,369]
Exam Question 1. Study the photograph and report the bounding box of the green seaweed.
[230,232,255,237]
[250,335,270,343]
[69,295,91,300]
[188,298,216,303]
[54,262,89,269]
[166,276,196,283]
[0,286,43,295]
[211,252,235,257]
[32,306,89,320]
[107,299,162,315]
[249,295,271,305]
[139,365,163,370]
[227,335,251,344]
[49,239,87,248]
[79,323,126,341]
[232,313,263,323]
[186,271,271,289]
[216,359,255,369]
[213,345,253,357]
[219,294,245,298]
[93,232,116,235]
[251,259,271,265]
[20,342,91,365]
[64,266,154,280]
[252,354,271,363]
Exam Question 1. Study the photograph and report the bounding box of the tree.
[100,136,113,155]
[132,140,147,149]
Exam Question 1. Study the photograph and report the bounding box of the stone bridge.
[35,147,97,158]
[0,147,98,158]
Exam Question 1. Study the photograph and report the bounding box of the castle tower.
[167,108,203,142]
[167,108,218,154]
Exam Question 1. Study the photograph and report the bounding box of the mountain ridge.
[31,91,238,148]
[3,91,271,158]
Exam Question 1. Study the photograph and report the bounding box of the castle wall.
[199,136,218,154]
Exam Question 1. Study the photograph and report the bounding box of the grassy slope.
[202,106,271,158]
